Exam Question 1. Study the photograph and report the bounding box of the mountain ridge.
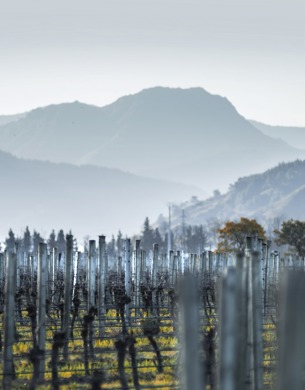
[0,149,201,241]
[1,87,304,193]
[164,159,305,230]
[250,120,305,150]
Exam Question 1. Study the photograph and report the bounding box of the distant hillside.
[0,87,304,193]
[165,160,305,228]
[0,112,27,126]
[0,150,200,241]
[250,120,305,150]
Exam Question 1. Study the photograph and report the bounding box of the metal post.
[279,271,305,390]
[98,236,106,337]
[235,251,248,390]
[88,240,96,309]
[63,235,73,359]
[37,243,47,380]
[219,268,238,390]
[251,250,263,390]
[125,239,131,327]
[180,274,204,390]
[3,252,17,389]
[152,244,158,316]
[135,240,141,318]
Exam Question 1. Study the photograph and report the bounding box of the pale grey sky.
[1,0,305,125]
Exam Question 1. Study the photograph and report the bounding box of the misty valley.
[1,87,305,389]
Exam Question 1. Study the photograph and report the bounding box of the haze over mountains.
[1,87,304,194]
[165,160,305,230]
[250,120,305,150]
[1,86,305,241]
[0,150,198,240]
[0,113,27,126]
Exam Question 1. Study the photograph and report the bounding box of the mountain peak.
[0,87,304,193]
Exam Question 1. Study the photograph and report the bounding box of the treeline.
[1,218,210,256]
[3,216,304,257]
[3,227,71,254]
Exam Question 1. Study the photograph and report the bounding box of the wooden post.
[3,252,17,390]
[63,235,73,359]
[37,243,47,380]
[98,236,106,337]
[88,240,96,309]
[180,274,204,390]
[219,268,238,390]
[125,239,131,327]
[279,271,305,390]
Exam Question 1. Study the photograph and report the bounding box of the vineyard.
[0,234,304,389]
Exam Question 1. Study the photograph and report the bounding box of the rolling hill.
[164,159,305,229]
[0,150,199,241]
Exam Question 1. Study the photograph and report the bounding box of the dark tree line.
[4,227,69,254]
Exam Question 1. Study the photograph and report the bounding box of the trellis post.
[63,235,73,359]
[37,243,48,380]
[3,252,17,389]
[98,236,106,336]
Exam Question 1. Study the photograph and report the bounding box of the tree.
[116,230,124,257]
[33,230,44,253]
[107,235,116,258]
[206,217,223,250]
[217,217,266,252]
[56,229,66,253]
[48,229,57,250]
[22,226,31,253]
[142,217,154,252]
[274,219,305,256]
[153,228,164,251]
[184,225,208,253]
[6,229,16,253]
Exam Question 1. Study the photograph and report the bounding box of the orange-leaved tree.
[217,217,266,252]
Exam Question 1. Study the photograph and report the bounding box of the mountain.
[250,120,305,150]
[0,87,304,193]
[0,150,199,241]
[164,159,305,229]
[0,112,27,126]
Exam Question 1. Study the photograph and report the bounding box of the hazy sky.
[1,0,305,125]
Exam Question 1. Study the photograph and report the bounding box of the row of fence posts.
[3,234,305,388]
[1,236,226,388]
[185,237,305,390]
[0,246,233,293]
